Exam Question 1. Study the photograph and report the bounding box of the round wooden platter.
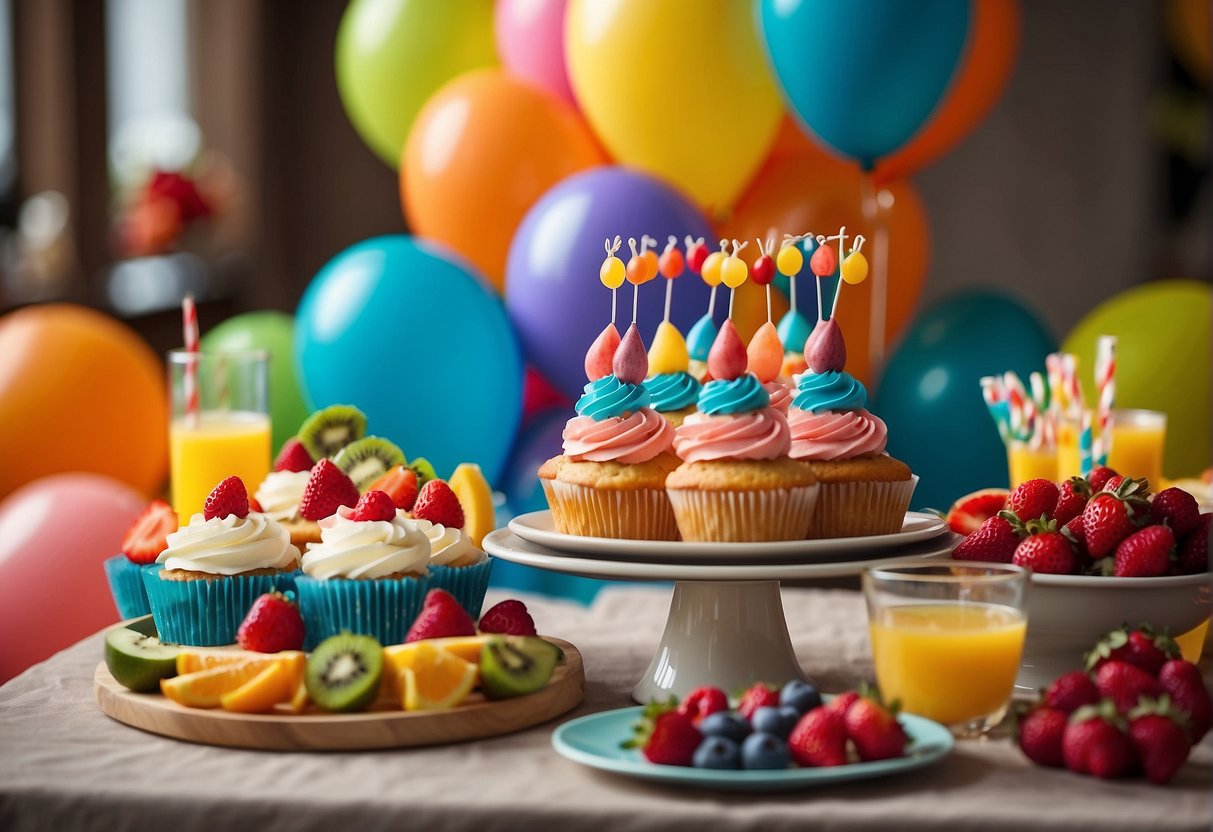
[94,638,584,752]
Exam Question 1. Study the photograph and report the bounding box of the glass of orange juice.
[1105,409,1167,486]
[863,563,1028,737]
[1055,415,1083,482]
[169,349,272,523]
[1006,440,1057,489]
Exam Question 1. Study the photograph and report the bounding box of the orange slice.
[384,637,489,696]
[449,463,495,548]
[220,658,303,714]
[177,649,306,676]
[288,676,310,714]
[161,661,266,708]
[398,642,478,710]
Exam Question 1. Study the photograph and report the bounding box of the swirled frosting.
[301,506,430,579]
[698,374,770,416]
[253,471,310,522]
[576,375,650,421]
[764,381,792,415]
[158,513,296,575]
[673,409,791,463]
[644,372,700,412]
[792,370,868,413]
[787,408,888,461]
[563,408,674,463]
[404,518,485,567]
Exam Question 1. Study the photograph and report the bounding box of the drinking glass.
[1105,409,1167,486]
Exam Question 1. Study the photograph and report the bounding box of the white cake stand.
[483,515,956,703]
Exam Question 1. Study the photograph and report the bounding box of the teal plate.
[552,706,954,792]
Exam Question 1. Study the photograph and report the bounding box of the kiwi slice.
[298,405,367,461]
[479,636,561,700]
[409,457,438,487]
[333,436,406,491]
[105,626,180,693]
[305,633,383,712]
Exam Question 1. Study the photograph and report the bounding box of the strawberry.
[624,701,702,766]
[298,459,360,521]
[1082,478,1150,558]
[945,488,1010,535]
[273,438,314,473]
[348,490,397,522]
[788,706,848,767]
[1017,706,1068,767]
[1177,513,1210,574]
[1128,697,1192,785]
[1086,465,1119,492]
[367,465,420,512]
[478,599,537,636]
[678,686,728,724]
[1085,626,1180,676]
[203,476,250,521]
[1062,702,1134,779]
[249,496,263,513]
[1150,487,1201,538]
[1006,478,1059,522]
[737,683,781,719]
[1053,477,1091,526]
[1158,659,1212,742]
[844,694,907,762]
[121,499,178,564]
[1011,519,1075,575]
[1043,671,1100,714]
[826,691,860,717]
[236,591,305,653]
[411,480,465,529]
[1113,525,1174,577]
[1094,660,1163,714]
[405,589,476,642]
[953,515,1021,563]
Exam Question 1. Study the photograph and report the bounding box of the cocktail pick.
[613,322,649,385]
[625,235,658,324]
[658,235,685,323]
[587,237,625,381]
[700,239,727,319]
[649,236,691,376]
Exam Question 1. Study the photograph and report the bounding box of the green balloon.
[201,312,309,453]
[1062,280,1211,479]
[335,0,498,168]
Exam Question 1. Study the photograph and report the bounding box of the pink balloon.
[0,473,145,682]
[495,0,576,107]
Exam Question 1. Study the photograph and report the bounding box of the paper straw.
[1003,371,1028,441]
[1063,353,1084,413]
[1094,336,1116,464]
[980,376,1010,443]
[1045,354,1065,414]
[1079,409,1093,476]
[182,293,199,428]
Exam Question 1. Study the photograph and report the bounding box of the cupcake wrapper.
[142,569,303,647]
[294,574,431,650]
[428,558,494,619]
[808,475,918,539]
[543,480,679,540]
[666,485,819,542]
[103,555,153,620]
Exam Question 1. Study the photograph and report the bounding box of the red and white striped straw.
[182,293,200,427]
[1094,336,1116,463]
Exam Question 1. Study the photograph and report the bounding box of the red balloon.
[686,242,709,274]
[752,255,776,286]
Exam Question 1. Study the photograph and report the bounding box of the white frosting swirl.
[404,518,486,568]
[158,513,297,575]
[254,470,311,522]
[302,506,430,580]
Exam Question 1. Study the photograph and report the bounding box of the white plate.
[508,510,948,564]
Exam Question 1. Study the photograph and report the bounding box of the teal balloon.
[201,311,308,452]
[295,236,523,483]
[759,0,970,168]
[873,290,1056,510]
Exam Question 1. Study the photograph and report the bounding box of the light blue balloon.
[295,236,523,484]
[758,0,970,168]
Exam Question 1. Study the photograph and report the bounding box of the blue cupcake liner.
[103,555,154,620]
[294,574,431,650]
[428,558,494,620]
[141,568,303,646]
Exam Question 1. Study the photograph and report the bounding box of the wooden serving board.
[94,638,584,751]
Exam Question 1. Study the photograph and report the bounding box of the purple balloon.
[505,167,716,400]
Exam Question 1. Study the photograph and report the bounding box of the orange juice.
[869,603,1026,725]
[1106,421,1166,485]
[1006,442,1057,489]
[170,411,272,523]
[1055,418,1083,481]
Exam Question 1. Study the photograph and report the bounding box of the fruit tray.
[94,637,584,751]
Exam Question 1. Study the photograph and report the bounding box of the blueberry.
[692,735,742,770]
[751,706,799,739]
[699,710,751,743]
[741,731,790,770]
[780,679,823,715]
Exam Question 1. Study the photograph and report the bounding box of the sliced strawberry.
[478,600,537,636]
[945,488,1010,535]
[121,499,178,564]
[366,465,419,511]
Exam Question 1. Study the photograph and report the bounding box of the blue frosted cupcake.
[645,320,702,427]
[104,555,155,620]
[408,518,493,619]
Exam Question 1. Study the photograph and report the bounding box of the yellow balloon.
[776,245,803,276]
[649,321,690,374]
[566,0,782,212]
[600,257,626,289]
[701,252,725,287]
[841,251,869,285]
[721,256,748,288]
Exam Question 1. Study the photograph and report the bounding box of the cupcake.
[143,477,300,646]
[644,321,701,427]
[254,469,318,550]
[539,323,680,540]
[408,516,492,618]
[666,319,818,542]
[104,499,177,619]
[788,317,915,538]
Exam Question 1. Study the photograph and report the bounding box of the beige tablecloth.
[1,586,1211,832]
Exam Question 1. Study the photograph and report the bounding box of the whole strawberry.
[1062,702,1134,779]
[1094,660,1163,714]
[1150,487,1201,538]
[788,706,848,767]
[298,459,360,521]
[1018,706,1068,767]
[1177,513,1210,575]
[204,476,250,521]
[1086,465,1119,492]
[625,702,702,766]
[844,694,907,762]
[273,438,314,473]
[1128,697,1192,785]
[405,589,476,642]
[1053,477,1091,526]
[411,479,465,528]
[737,683,781,719]
[678,686,728,725]
[348,490,397,522]
[826,691,860,718]
[1062,514,1089,559]
[1007,478,1059,523]
[1158,659,1212,742]
[953,515,1021,563]
[237,591,305,653]
[478,599,537,636]
[1113,525,1174,578]
[1011,519,1075,575]
[1083,478,1150,559]
[1043,671,1100,714]
[1086,626,1180,676]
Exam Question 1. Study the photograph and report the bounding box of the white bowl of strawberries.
[948,467,1212,692]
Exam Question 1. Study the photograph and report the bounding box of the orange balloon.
[719,153,930,388]
[0,304,168,500]
[874,0,1020,184]
[402,69,606,292]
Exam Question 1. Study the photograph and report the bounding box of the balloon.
[502,406,570,517]
[565,0,781,212]
[335,0,497,168]
[402,70,605,293]
[296,236,523,483]
[522,366,570,419]
[759,0,970,168]
[1062,279,1211,479]
[875,0,1020,183]
[719,152,930,388]
[495,0,576,106]
[0,304,167,500]
[0,473,145,682]
[200,311,309,453]
[872,291,1056,511]
[505,167,715,400]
